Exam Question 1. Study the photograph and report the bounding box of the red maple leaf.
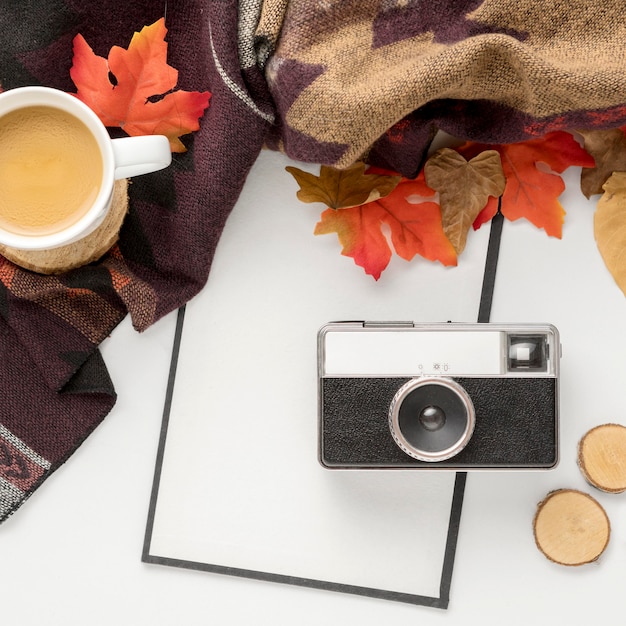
[314,171,457,279]
[458,131,594,237]
[70,18,210,152]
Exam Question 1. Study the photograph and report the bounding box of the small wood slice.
[533,489,610,566]
[0,179,129,274]
[578,423,626,493]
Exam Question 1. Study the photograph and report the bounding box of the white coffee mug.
[0,86,172,250]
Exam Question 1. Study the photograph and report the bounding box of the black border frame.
[141,305,467,609]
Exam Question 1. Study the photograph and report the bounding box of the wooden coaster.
[533,489,610,566]
[578,423,626,493]
[0,179,129,274]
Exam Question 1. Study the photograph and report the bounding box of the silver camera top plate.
[318,321,560,379]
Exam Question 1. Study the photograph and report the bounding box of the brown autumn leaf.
[594,171,626,297]
[424,148,505,254]
[578,128,626,198]
[285,162,401,209]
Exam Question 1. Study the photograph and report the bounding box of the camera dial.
[389,377,476,462]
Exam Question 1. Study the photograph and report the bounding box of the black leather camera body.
[318,322,560,470]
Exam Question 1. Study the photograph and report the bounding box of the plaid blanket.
[2,0,626,522]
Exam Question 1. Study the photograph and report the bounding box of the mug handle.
[111,135,172,179]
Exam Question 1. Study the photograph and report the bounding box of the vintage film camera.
[318,322,560,469]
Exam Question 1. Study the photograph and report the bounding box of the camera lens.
[419,405,446,431]
[389,377,475,462]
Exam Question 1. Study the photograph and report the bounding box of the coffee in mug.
[0,105,103,236]
[0,86,171,251]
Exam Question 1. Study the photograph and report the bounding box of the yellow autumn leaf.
[594,171,626,296]
[424,148,505,254]
[286,162,401,209]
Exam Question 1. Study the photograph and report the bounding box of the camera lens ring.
[389,377,476,462]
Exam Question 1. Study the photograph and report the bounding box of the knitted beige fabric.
[262,1,626,174]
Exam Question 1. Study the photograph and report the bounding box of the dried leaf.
[594,172,626,296]
[459,131,594,237]
[424,149,505,253]
[578,128,626,198]
[286,162,401,209]
[70,18,211,152]
[314,172,456,279]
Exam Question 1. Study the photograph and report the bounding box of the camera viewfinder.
[507,334,548,372]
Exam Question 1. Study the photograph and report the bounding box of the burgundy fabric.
[0,0,271,522]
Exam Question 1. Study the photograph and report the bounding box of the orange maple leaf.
[458,131,594,237]
[70,18,211,152]
[314,171,457,279]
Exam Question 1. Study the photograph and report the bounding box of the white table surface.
[2,150,626,625]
